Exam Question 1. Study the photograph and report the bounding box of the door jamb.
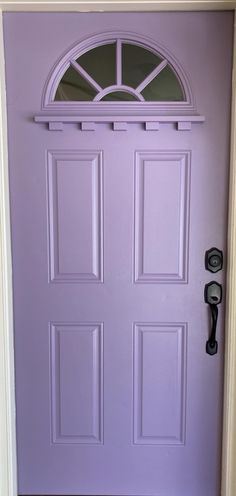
[0,10,17,496]
[0,4,235,496]
[221,15,236,496]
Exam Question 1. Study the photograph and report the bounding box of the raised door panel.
[50,323,104,444]
[47,150,103,283]
[134,151,190,283]
[133,323,187,445]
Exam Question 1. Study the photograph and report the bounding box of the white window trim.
[0,3,235,496]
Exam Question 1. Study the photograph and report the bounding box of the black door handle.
[204,281,222,356]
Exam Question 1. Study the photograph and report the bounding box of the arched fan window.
[54,40,185,102]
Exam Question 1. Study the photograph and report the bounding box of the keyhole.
[210,255,220,267]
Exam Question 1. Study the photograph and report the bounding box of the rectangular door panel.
[47,150,103,283]
[50,323,103,444]
[134,151,190,283]
[133,323,187,445]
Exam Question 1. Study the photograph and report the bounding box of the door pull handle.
[204,281,222,356]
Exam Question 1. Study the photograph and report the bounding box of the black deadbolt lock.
[205,247,223,273]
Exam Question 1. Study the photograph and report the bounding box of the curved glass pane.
[78,43,116,89]
[101,91,139,101]
[141,65,184,101]
[54,65,97,101]
[122,43,162,89]
[54,41,185,103]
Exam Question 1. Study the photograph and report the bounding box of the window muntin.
[101,91,139,101]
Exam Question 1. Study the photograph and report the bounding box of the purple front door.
[4,11,233,496]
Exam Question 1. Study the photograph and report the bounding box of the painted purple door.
[4,11,233,496]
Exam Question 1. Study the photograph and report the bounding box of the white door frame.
[0,3,235,496]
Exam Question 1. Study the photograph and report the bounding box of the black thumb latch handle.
[206,304,218,355]
[204,281,222,356]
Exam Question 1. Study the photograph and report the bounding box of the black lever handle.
[204,281,222,356]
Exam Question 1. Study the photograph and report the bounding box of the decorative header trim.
[34,113,205,130]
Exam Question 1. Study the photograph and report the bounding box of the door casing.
[0,3,235,496]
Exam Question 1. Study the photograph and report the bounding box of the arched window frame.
[35,31,205,127]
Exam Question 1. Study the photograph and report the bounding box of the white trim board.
[0,6,235,496]
[0,1,235,11]
[221,15,236,496]
[0,10,17,496]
